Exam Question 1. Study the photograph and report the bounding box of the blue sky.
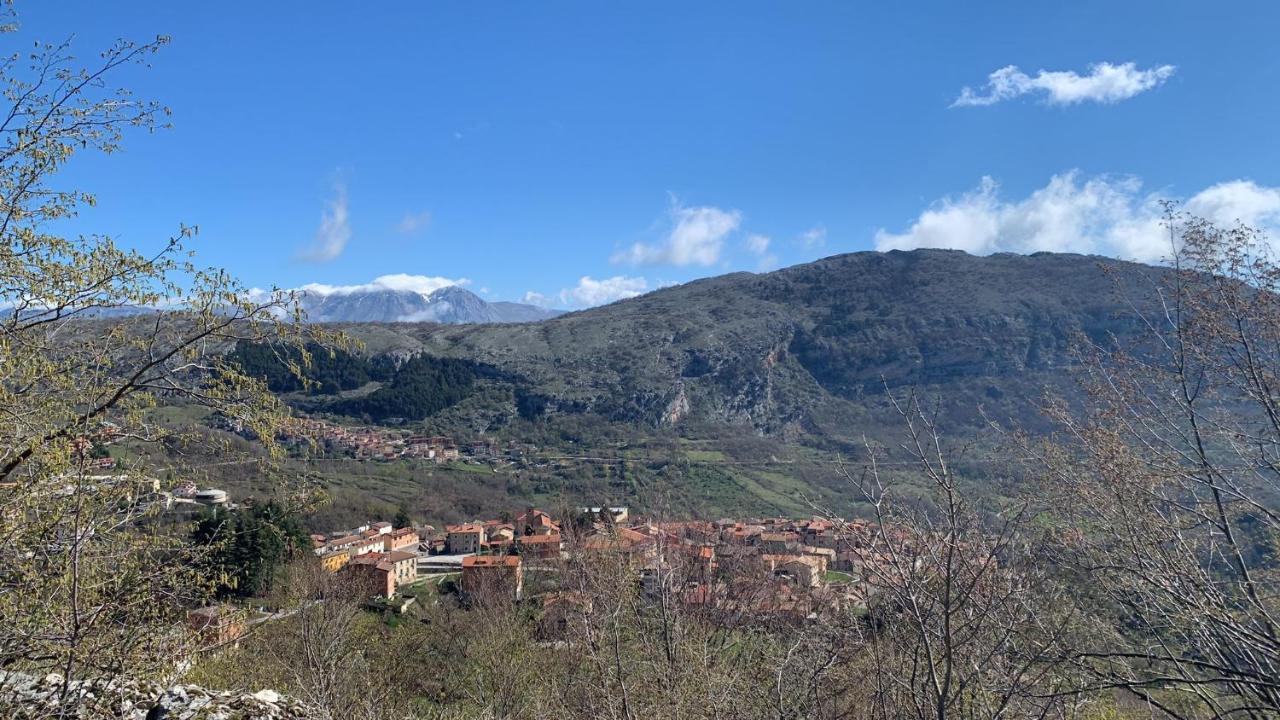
[17,1,1280,308]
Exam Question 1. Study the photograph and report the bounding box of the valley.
[188,248,1171,528]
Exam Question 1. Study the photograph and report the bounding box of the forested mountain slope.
[320,249,1165,448]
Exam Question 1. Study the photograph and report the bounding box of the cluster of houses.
[70,422,121,470]
[305,512,550,604]
[311,521,424,598]
[281,418,530,464]
[187,508,896,651]
[568,515,886,619]
[283,419,463,462]
[307,508,897,625]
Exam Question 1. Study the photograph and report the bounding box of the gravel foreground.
[0,671,314,719]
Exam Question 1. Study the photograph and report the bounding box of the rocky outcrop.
[0,671,313,719]
[661,382,690,426]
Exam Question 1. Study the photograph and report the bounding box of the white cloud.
[521,290,552,306]
[527,275,649,309]
[298,273,469,297]
[953,62,1175,107]
[613,201,742,266]
[1184,180,1280,228]
[745,233,771,255]
[874,172,1280,263]
[297,182,352,262]
[798,225,827,248]
[745,233,778,270]
[562,275,648,307]
[395,211,431,235]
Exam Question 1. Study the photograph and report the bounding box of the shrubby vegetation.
[0,11,316,711]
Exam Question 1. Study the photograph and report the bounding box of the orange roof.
[618,528,654,544]
[519,533,562,545]
[516,509,559,528]
[463,555,521,568]
[446,523,485,534]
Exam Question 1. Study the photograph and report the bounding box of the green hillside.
[209,249,1175,524]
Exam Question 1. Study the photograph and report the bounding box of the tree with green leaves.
[0,7,319,713]
[192,501,311,599]
[392,502,413,530]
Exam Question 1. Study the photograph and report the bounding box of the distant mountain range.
[297,285,561,324]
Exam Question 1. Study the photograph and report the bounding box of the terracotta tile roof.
[516,509,559,529]
[446,523,485,534]
[618,528,654,544]
[519,533,562,544]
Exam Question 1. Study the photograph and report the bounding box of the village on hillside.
[189,504,897,647]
